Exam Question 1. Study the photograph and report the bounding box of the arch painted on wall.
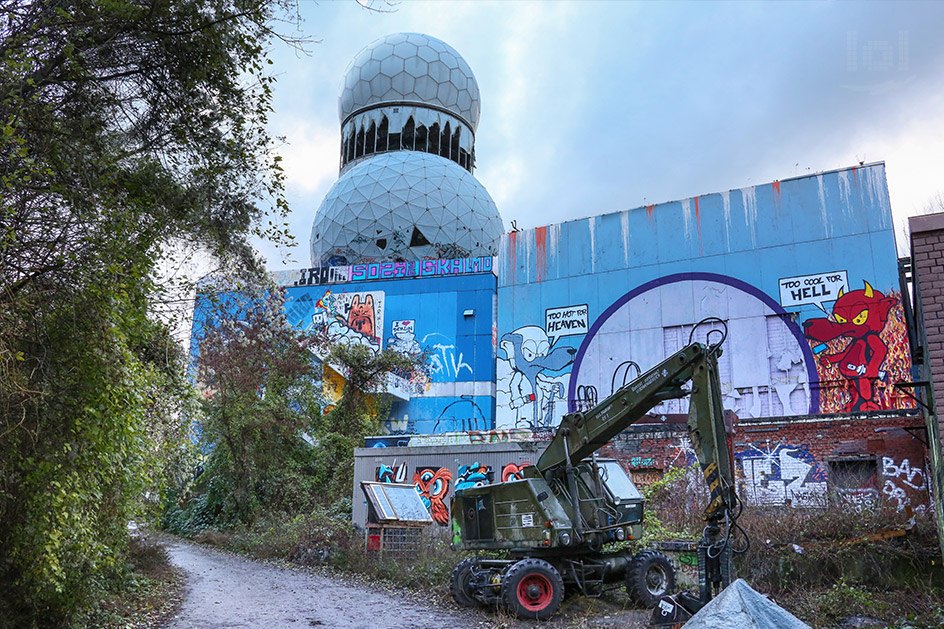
[567,272,820,416]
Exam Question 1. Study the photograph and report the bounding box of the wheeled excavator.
[449,325,746,620]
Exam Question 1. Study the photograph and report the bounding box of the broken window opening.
[416,124,428,153]
[355,127,365,159]
[365,121,377,157]
[428,123,440,155]
[402,116,415,151]
[440,122,451,159]
[376,238,388,250]
[828,458,877,490]
[409,227,431,247]
[377,116,389,152]
[451,128,461,163]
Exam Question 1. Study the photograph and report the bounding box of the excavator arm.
[536,341,737,523]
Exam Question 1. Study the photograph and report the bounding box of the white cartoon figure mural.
[498,325,576,429]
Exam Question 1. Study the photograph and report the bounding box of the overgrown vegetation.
[641,467,944,628]
[162,288,428,532]
[0,1,303,625]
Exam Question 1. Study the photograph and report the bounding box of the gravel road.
[162,539,480,629]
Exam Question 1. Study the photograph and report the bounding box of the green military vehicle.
[450,331,745,620]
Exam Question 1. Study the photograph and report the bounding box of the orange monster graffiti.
[803,282,912,412]
[413,467,453,525]
[347,294,375,337]
[501,461,532,482]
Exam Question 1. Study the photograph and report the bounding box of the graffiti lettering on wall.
[311,290,385,353]
[423,332,473,380]
[456,463,493,490]
[414,467,453,525]
[629,457,657,468]
[376,461,409,484]
[779,271,848,313]
[737,443,828,507]
[501,462,532,482]
[881,456,928,513]
[399,429,543,447]
[278,256,494,287]
[545,304,589,342]
[497,320,579,429]
[836,488,880,514]
[803,281,912,412]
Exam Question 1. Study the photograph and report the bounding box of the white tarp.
[684,579,810,629]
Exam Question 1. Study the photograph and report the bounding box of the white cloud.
[275,118,339,195]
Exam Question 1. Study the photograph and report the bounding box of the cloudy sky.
[260,0,944,268]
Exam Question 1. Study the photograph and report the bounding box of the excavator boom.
[536,342,736,521]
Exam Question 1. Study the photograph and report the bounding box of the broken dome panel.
[310,151,502,266]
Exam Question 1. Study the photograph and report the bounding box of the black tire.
[626,550,675,607]
[450,557,481,608]
[500,558,564,620]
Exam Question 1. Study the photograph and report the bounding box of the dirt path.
[162,538,480,629]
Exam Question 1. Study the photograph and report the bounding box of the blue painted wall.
[496,163,913,428]
[282,272,496,435]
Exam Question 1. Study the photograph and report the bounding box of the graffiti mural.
[311,289,385,353]
[501,462,532,482]
[881,456,928,514]
[376,461,409,484]
[497,323,577,429]
[737,443,828,507]
[413,467,453,525]
[456,462,493,490]
[566,275,816,431]
[803,283,913,413]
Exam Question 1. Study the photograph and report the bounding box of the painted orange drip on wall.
[646,205,655,222]
[771,180,782,214]
[852,166,858,188]
[535,225,547,283]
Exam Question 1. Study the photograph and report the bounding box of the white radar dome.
[311,151,502,266]
[339,33,481,131]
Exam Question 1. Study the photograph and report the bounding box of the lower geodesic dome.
[310,151,504,266]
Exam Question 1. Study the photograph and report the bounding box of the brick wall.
[601,414,930,513]
[910,212,944,438]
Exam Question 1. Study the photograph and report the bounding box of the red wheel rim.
[516,573,553,611]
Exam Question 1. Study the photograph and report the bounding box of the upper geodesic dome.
[311,151,502,266]
[339,33,481,131]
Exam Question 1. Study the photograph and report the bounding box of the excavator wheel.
[627,550,676,608]
[500,558,564,620]
[450,557,482,607]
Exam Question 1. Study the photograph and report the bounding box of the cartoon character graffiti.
[500,326,576,428]
[347,294,376,337]
[413,467,453,525]
[311,290,384,354]
[501,462,532,482]
[803,281,897,412]
[456,462,493,490]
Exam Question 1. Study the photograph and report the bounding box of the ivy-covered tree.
[0,0,303,624]
[312,342,429,501]
[191,288,322,524]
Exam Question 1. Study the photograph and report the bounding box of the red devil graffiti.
[803,281,897,412]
